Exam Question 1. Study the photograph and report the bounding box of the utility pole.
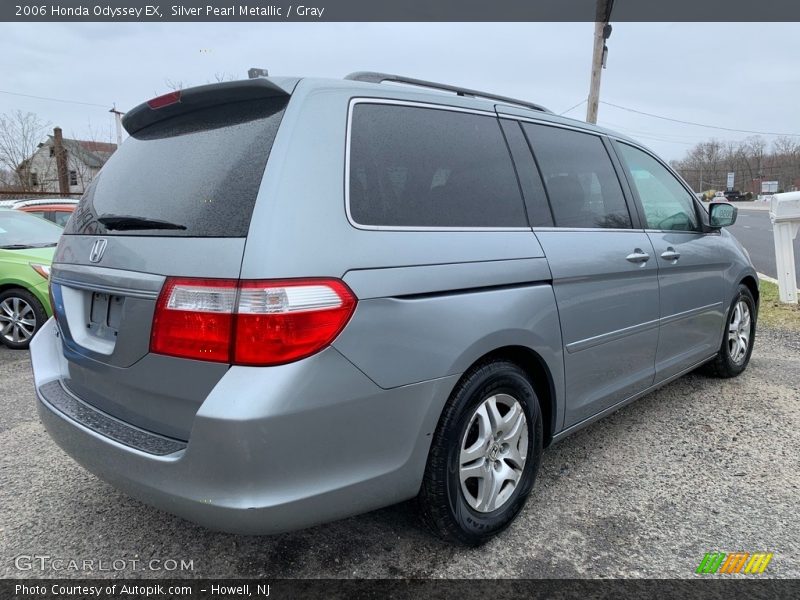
[53,127,69,195]
[586,0,614,124]
[109,105,124,147]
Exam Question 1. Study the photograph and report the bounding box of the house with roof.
[19,130,117,195]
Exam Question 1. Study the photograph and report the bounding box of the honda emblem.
[89,239,107,263]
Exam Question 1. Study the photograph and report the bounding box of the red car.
[13,198,78,227]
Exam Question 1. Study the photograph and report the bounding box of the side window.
[616,143,700,232]
[522,124,632,229]
[348,103,527,228]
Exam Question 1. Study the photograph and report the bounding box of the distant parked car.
[721,190,749,202]
[0,209,60,348]
[14,198,78,227]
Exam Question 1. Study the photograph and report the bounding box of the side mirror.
[709,202,737,228]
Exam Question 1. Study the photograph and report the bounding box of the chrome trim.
[644,228,712,236]
[88,238,107,263]
[344,97,531,233]
[49,276,160,300]
[533,227,642,233]
[496,112,610,138]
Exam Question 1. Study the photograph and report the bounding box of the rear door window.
[65,98,287,237]
[522,124,632,229]
[349,103,527,228]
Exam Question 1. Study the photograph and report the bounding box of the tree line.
[670,136,800,195]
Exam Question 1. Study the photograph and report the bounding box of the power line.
[0,89,108,109]
[602,129,696,146]
[559,99,586,116]
[600,100,800,137]
[598,121,700,145]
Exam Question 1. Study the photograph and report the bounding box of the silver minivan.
[30,72,758,545]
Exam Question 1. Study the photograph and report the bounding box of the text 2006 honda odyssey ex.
[31,72,758,545]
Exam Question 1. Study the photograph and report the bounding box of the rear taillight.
[150,278,356,366]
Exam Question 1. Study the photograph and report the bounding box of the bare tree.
[772,136,800,191]
[0,111,50,190]
[164,78,186,91]
[212,72,235,83]
[0,167,16,188]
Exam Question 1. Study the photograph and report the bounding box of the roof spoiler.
[122,78,294,135]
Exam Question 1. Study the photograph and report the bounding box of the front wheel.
[0,288,48,350]
[702,284,757,378]
[418,360,543,545]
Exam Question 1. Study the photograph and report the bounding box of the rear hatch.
[51,79,293,440]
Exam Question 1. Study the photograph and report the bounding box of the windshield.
[64,97,287,237]
[0,210,63,248]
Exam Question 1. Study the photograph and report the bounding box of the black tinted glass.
[499,119,554,227]
[523,124,632,229]
[349,104,526,228]
[65,98,287,237]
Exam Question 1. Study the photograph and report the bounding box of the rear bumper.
[31,318,457,534]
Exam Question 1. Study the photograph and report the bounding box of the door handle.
[660,248,681,262]
[626,249,651,264]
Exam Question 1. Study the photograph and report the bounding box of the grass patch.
[758,279,800,330]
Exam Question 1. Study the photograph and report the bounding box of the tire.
[418,359,543,546]
[0,288,47,350]
[701,284,757,378]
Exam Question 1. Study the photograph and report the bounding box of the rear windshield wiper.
[97,215,187,231]
[0,243,57,249]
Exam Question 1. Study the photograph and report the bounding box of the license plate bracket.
[87,291,124,341]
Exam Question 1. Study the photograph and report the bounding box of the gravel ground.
[1,326,798,579]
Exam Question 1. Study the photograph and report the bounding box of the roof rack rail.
[345,71,551,114]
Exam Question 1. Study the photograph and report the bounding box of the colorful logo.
[696,552,774,574]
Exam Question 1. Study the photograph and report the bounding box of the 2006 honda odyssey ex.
[30,72,758,545]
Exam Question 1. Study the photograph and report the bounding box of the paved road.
[729,209,800,281]
[1,327,799,579]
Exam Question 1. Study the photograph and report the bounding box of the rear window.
[348,103,527,228]
[65,98,287,237]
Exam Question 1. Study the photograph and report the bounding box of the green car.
[0,209,61,349]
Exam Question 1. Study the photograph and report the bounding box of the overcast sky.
[2,22,799,161]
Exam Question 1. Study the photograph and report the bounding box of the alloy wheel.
[459,393,528,513]
[0,296,37,345]
[727,299,751,364]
